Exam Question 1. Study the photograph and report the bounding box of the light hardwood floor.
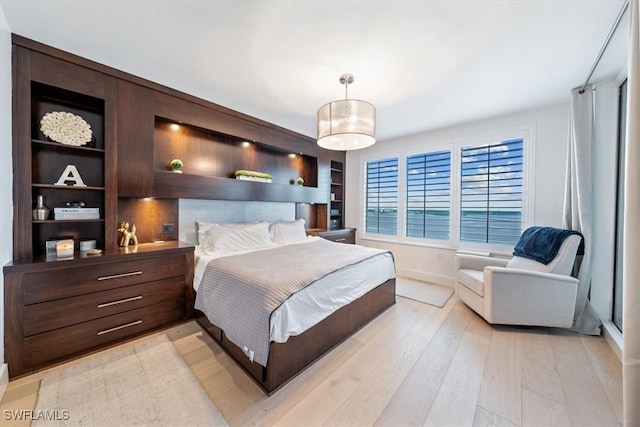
[0,294,622,426]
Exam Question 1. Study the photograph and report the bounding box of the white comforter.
[193,236,396,343]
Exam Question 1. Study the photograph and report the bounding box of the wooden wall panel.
[117,80,155,197]
[117,198,178,244]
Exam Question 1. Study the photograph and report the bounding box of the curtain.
[624,1,640,425]
[562,85,601,335]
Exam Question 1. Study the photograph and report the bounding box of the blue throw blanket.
[513,226,584,265]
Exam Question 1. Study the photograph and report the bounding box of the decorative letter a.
[55,164,87,187]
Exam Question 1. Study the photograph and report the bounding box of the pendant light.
[317,74,376,150]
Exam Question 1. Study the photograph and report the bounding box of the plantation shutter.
[460,139,523,245]
[406,150,451,239]
[365,158,398,235]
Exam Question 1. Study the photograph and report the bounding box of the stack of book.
[54,207,100,220]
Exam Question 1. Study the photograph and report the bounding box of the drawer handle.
[98,295,143,309]
[97,271,143,281]
[335,238,346,242]
[97,320,143,336]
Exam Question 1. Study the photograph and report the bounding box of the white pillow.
[197,221,272,253]
[270,219,307,244]
[197,221,216,249]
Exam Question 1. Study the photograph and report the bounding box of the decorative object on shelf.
[331,192,336,201]
[66,200,86,208]
[54,207,99,220]
[86,248,102,256]
[80,240,97,251]
[45,240,56,256]
[45,236,74,256]
[54,164,87,187]
[296,177,304,186]
[56,239,74,258]
[317,73,376,151]
[40,111,93,146]
[234,170,273,183]
[169,158,183,173]
[117,221,139,247]
[32,195,50,220]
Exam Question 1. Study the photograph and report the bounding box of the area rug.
[33,334,228,427]
[396,277,454,308]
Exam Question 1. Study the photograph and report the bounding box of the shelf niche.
[151,118,323,202]
[29,81,107,258]
[31,82,105,148]
[329,160,344,230]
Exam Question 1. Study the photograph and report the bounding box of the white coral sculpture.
[40,111,93,146]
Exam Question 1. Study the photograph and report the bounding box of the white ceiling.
[1,0,629,142]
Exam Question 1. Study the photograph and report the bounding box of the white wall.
[344,103,570,285]
[0,4,12,399]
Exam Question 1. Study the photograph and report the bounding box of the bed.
[192,219,396,394]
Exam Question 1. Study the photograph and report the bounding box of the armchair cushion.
[458,269,485,297]
[455,254,509,298]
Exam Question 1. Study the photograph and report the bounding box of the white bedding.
[193,236,396,343]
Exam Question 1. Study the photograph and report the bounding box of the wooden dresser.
[3,241,194,378]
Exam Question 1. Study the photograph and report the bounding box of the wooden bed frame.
[195,278,396,394]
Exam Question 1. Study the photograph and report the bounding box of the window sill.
[360,235,452,250]
[359,234,514,255]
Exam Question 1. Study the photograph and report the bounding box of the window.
[460,138,523,246]
[406,150,451,240]
[365,158,398,235]
[361,130,530,248]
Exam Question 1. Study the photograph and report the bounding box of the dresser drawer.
[319,229,356,244]
[23,255,187,304]
[23,299,185,370]
[24,277,185,336]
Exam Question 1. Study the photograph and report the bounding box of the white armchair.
[455,234,582,328]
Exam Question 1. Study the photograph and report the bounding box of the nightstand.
[308,228,356,244]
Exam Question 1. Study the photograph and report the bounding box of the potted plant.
[169,159,183,173]
[234,170,273,183]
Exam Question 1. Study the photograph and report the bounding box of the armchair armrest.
[485,266,580,287]
[455,253,509,272]
[483,266,579,327]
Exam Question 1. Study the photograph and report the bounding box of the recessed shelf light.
[170,123,180,131]
[241,141,251,148]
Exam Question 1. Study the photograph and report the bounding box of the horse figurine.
[118,221,139,247]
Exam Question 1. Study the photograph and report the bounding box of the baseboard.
[601,320,622,362]
[396,268,454,287]
[0,363,8,403]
